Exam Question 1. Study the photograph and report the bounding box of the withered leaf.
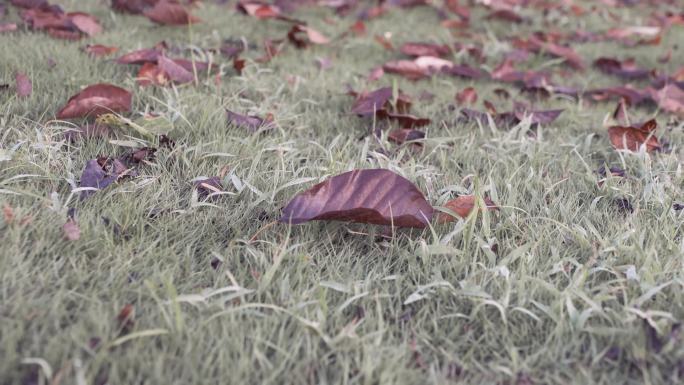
[83,44,119,57]
[57,84,132,119]
[279,169,434,228]
[400,42,451,58]
[437,195,499,223]
[69,12,102,36]
[79,157,127,199]
[351,87,393,117]
[455,87,477,105]
[137,62,168,86]
[194,177,223,197]
[608,119,660,152]
[143,0,200,25]
[15,72,32,97]
[287,24,330,48]
[111,0,158,14]
[237,1,281,19]
[63,219,81,241]
[388,128,425,144]
[226,109,269,132]
[117,42,167,65]
[647,84,684,116]
[593,57,652,80]
[0,23,18,33]
[158,56,194,83]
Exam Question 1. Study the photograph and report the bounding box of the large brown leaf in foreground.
[57,84,132,119]
[280,169,433,228]
[608,119,660,153]
[437,195,499,223]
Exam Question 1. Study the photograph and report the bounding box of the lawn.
[1,1,683,384]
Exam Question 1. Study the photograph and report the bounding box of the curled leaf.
[608,119,660,152]
[279,169,434,228]
[143,0,200,25]
[57,84,132,119]
[437,195,499,223]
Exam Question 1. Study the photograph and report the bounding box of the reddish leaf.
[237,2,281,19]
[279,169,434,228]
[57,84,132,120]
[15,72,32,98]
[117,42,167,65]
[143,0,199,25]
[287,24,330,48]
[387,113,430,128]
[68,12,102,36]
[455,87,477,105]
[63,219,81,241]
[117,304,135,333]
[593,57,652,80]
[83,44,119,57]
[437,195,499,223]
[137,62,168,86]
[0,23,18,33]
[111,0,159,14]
[233,58,246,74]
[647,84,684,116]
[400,42,451,58]
[388,128,425,144]
[608,119,660,152]
[158,56,194,83]
[351,87,393,117]
[585,86,649,105]
[226,109,269,132]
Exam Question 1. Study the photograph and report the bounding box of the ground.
[1,1,683,384]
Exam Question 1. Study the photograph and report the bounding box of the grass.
[1,1,683,384]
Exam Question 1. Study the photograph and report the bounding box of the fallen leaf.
[83,44,119,57]
[194,176,223,197]
[117,42,167,64]
[388,128,425,144]
[279,169,434,228]
[647,84,684,116]
[400,42,451,58]
[226,109,269,132]
[593,57,652,80]
[111,0,158,14]
[350,87,393,117]
[15,72,32,97]
[69,12,102,36]
[387,113,430,128]
[157,56,194,83]
[57,84,132,119]
[62,219,80,241]
[137,62,168,86]
[143,0,199,25]
[437,195,499,223]
[455,87,477,105]
[0,23,18,33]
[117,304,135,333]
[237,1,281,19]
[608,119,660,152]
[79,157,127,199]
[287,24,330,48]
